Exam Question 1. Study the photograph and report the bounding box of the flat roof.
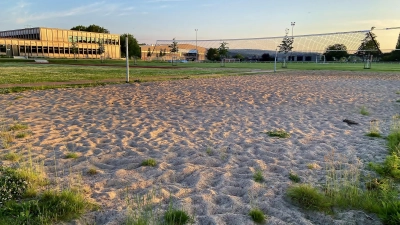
[0,27,120,36]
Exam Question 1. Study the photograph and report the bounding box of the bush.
[0,166,28,205]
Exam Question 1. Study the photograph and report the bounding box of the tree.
[278,30,294,54]
[169,38,179,53]
[218,41,229,58]
[120,33,141,58]
[70,25,87,31]
[71,24,110,34]
[356,31,381,58]
[233,54,244,60]
[70,40,78,60]
[206,48,220,61]
[98,40,105,62]
[147,48,152,57]
[323,44,349,61]
[261,53,272,61]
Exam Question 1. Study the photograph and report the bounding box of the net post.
[274,49,278,72]
[126,36,129,83]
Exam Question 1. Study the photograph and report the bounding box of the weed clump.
[249,208,266,224]
[287,184,331,211]
[253,170,264,183]
[65,152,79,159]
[164,208,191,225]
[360,106,370,116]
[289,172,301,183]
[265,130,290,138]
[141,159,157,167]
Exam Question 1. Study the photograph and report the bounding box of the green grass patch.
[164,208,191,225]
[3,152,21,162]
[289,172,301,183]
[253,170,264,183]
[396,100,400,103]
[15,131,29,139]
[365,131,382,138]
[8,123,28,131]
[0,189,96,225]
[264,129,290,138]
[65,152,79,159]
[287,184,331,211]
[141,159,157,167]
[249,208,266,224]
[87,168,98,175]
[387,130,400,155]
[360,106,370,116]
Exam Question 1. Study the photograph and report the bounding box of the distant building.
[140,44,207,61]
[0,27,121,59]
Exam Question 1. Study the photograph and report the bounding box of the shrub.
[287,184,331,211]
[0,166,29,205]
[249,208,266,224]
[141,159,157,167]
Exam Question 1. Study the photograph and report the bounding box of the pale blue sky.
[0,0,399,49]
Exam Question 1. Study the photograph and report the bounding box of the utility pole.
[291,22,295,61]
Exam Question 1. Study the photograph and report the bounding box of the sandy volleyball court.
[2,71,400,224]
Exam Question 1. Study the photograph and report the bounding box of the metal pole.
[195,29,198,61]
[126,36,129,83]
[274,48,278,72]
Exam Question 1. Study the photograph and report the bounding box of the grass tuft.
[3,152,21,162]
[141,159,157,167]
[249,208,266,224]
[287,184,331,211]
[265,129,290,138]
[15,131,29,139]
[366,132,382,138]
[360,106,370,116]
[289,172,301,183]
[164,208,191,225]
[87,168,98,175]
[65,152,79,159]
[253,170,264,183]
[8,123,28,131]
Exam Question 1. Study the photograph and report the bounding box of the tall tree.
[323,44,349,61]
[278,30,294,54]
[261,53,272,61]
[98,40,105,62]
[70,40,78,60]
[169,38,179,53]
[218,41,229,58]
[120,33,141,58]
[206,48,220,61]
[356,31,381,58]
[147,48,152,57]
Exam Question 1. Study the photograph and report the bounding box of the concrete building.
[0,27,120,59]
[140,44,207,61]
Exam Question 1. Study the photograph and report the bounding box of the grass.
[87,168,98,175]
[287,184,331,211]
[0,131,14,148]
[15,131,30,139]
[253,170,264,183]
[249,208,266,224]
[65,152,79,159]
[1,61,400,94]
[366,120,381,138]
[8,123,28,131]
[141,159,157,167]
[396,91,400,94]
[3,152,22,161]
[360,106,370,116]
[307,163,319,169]
[289,172,301,183]
[397,100,400,103]
[264,129,291,138]
[206,147,213,156]
[164,208,191,225]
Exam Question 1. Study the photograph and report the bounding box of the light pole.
[291,22,295,61]
[195,29,198,61]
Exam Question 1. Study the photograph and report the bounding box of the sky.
[0,0,399,50]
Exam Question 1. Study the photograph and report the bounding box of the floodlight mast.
[126,35,129,83]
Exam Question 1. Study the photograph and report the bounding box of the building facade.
[0,27,121,59]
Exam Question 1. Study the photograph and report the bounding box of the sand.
[2,70,400,225]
